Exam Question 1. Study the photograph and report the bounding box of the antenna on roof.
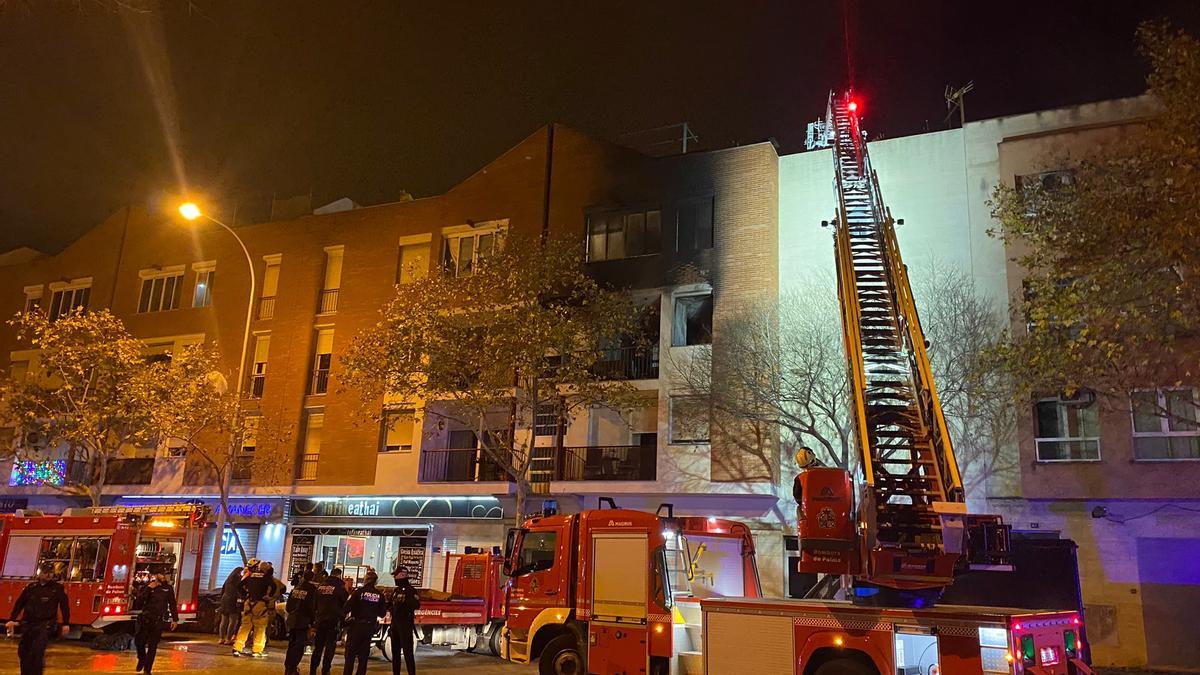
[944,81,975,129]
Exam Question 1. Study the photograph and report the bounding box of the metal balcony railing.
[418,448,509,483]
[258,296,276,320]
[529,444,657,483]
[249,374,266,399]
[296,453,319,480]
[318,288,339,314]
[592,346,660,380]
[310,367,330,395]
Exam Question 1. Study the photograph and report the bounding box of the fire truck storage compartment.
[591,533,647,622]
[682,534,745,598]
[702,607,793,675]
[894,628,939,675]
[1,535,43,577]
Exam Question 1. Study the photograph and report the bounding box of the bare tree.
[676,264,1017,497]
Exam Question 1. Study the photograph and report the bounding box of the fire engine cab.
[0,503,208,629]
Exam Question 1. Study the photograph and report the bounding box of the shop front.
[285,496,504,589]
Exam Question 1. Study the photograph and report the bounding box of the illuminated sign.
[221,503,274,518]
[220,529,239,555]
[290,497,503,520]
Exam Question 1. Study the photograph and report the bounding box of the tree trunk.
[207,462,236,590]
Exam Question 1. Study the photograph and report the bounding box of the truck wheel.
[379,627,393,662]
[814,657,875,675]
[489,626,503,656]
[538,634,583,675]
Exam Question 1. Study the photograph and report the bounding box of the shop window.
[1131,388,1200,460]
[672,293,713,346]
[1035,396,1100,461]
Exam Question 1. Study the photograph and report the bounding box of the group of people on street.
[5,567,177,675]
[4,560,422,675]
[218,559,422,675]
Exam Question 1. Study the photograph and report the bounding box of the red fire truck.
[0,503,208,630]
[377,549,508,659]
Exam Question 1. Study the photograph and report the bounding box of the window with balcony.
[1131,388,1200,460]
[676,196,714,252]
[192,263,215,308]
[442,223,506,277]
[672,293,712,346]
[233,416,259,482]
[669,395,709,444]
[48,281,91,321]
[296,410,323,480]
[319,246,343,314]
[138,268,185,313]
[259,255,281,320]
[310,328,334,395]
[397,240,430,284]
[419,428,508,482]
[586,209,662,262]
[1035,396,1100,461]
[380,408,416,453]
[249,334,270,399]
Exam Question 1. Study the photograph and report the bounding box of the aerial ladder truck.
[499,92,1091,675]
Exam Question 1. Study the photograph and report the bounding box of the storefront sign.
[288,535,315,583]
[221,502,275,518]
[0,497,29,513]
[290,497,503,520]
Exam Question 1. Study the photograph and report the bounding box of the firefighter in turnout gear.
[284,571,318,675]
[4,568,70,675]
[309,568,349,675]
[132,574,179,675]
[234,560,277,657]
[388,565,421,675]
[342,571,387,675]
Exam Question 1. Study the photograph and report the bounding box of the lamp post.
[179,202,257,589]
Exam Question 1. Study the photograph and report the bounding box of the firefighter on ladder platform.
[5,568,70,675]
[791,446,824,523]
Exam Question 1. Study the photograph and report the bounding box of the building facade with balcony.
[0,123,786,592]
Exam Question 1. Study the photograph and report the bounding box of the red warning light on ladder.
[848,101,859,112]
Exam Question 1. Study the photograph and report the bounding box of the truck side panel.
[704,610,795,674]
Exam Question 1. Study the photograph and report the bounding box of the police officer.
[309,568,348,675]
[233,560,276,657]
[133,573,179,675]
[5,568,70,675]
[342,571,386,675]
[387,565,421,675]
[284,570,318,675]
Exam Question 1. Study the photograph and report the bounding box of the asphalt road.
[0,632,523,674]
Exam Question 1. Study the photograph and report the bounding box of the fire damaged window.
[586,209,662,262]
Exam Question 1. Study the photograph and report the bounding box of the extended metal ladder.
[809,92,965,554]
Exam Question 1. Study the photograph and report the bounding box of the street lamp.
[178,201,257,588]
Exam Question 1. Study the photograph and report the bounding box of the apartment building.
[780,95,1199,669]
[0,124,786,594]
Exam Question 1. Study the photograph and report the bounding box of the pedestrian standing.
[217,566,244,645]
[233,560,276,658]
[309,568,348,675]
[4,568,70,675]
[341,571,386,675]
[388,565,421,675]
[132,574,179,675]
[291,562,313,590]
[284,571,318,675]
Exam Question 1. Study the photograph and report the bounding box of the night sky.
[2,1,1198,253]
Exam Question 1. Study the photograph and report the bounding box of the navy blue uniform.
[284,580,318,674]
[10,579,70,675]
[388,581,421,675]
[342,583,387,675]
[133,583,178,674]
[310,577,349,675]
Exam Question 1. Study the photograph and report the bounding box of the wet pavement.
[0,632,522,674]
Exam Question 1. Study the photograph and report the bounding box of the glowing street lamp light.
[178,202,202,221]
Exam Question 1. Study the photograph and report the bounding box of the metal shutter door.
[704,610,794,674]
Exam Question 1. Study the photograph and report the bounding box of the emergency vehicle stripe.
[791,617,889,631]
[648,614,672,623]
